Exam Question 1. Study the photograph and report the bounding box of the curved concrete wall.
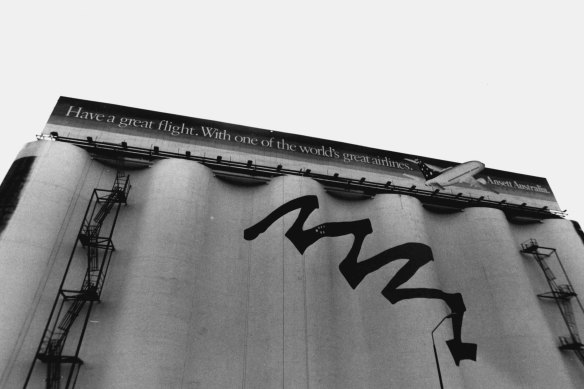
[428,207,573,388]
[3,141,584,388]
[0,141,99,387]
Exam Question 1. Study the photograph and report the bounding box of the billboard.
[44,97,558,209]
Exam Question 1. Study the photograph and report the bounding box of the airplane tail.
[405,158,441,181]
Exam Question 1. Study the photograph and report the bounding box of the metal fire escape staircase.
[24,172,131,389]
[520,239,584,365]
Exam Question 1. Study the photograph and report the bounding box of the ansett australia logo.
[485,177,550,194]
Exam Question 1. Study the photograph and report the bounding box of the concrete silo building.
[1,97,584,388]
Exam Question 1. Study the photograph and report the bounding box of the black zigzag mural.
[244,195,477,365]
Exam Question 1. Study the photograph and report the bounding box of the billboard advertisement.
[44,97,558,208]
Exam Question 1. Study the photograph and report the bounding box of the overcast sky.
[2,2,583,224]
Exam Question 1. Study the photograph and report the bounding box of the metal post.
[431,314,453,389]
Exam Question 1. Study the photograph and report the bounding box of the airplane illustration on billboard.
[404,158,499,194]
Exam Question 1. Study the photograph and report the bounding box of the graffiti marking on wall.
[244,195,477,365]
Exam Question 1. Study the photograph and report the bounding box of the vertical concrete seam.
[241,202,253,389]
[303,235,310,389]
[302,179,310,389]
[282,180,286,389]
[180,251,197,388]
[180,166,199,389]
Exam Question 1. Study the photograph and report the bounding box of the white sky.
[1,2,583,224]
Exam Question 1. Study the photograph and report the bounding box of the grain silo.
[1,97,583,388]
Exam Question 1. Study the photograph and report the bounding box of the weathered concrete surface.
[3,142,584,388]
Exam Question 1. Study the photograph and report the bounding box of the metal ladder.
[24,172,131,389]
[521,238,584,365]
